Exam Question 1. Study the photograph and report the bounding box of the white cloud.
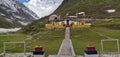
[24,0,63,18]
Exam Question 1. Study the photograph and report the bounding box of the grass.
[1,20,120,57]
[0,33,27,53]
[0,29,65,56]
[24,29,65,57]
[0,29,65,57]
[71,28,120,55]
[92,20,120,26]
[71,28,106,55]
[71,20,120,55]
[91,27,120,38]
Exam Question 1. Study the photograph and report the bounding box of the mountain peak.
[0,0,39,28]
[24,0,63,18]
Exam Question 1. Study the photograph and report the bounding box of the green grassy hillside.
[54,0,120,18]
[20,16,49,34]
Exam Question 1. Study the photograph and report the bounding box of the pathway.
[49,27,77,57]
[57,27,75,56]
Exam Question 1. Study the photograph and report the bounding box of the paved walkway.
[57,27,75,56]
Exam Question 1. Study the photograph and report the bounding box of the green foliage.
[20,16,49,34]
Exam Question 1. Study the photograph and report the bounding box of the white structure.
[84,53,99,57]
[77,12,85,16]
[68,16,77,18]
[34,55,44,57]
[49,15,58,21]
[106,9,116,13]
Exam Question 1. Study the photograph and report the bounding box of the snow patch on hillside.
[19,21,29,26]
[0,28,21,33]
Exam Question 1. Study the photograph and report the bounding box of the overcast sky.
[23,0,63,18]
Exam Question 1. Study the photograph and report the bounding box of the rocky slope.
[0,0,39,28]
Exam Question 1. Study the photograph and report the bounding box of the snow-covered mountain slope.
[0,0,39,28]
[24,0,63,18]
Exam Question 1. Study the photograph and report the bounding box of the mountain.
[21,0,120,33]
[54,0,120,18]
[24,0,63,18]
[0,0,39,28]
